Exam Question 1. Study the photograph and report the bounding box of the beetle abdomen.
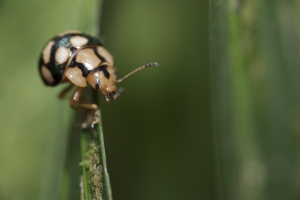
[38,31,103,86]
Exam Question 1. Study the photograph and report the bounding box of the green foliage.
[0,1,210,200]
[211,0,300,199]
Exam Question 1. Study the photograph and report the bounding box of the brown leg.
[59,83,74,99]
[70,87,100,128]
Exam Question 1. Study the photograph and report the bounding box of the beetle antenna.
[117,62,159,83]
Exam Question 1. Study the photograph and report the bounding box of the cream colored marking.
[97,47,114,65]
[58,30,82,36]
[55,47,70,64]
[65,67,87,87]
[42,40,55,64]
[70,36,89,47]
[76,48,101,70]
[41,65,55,84]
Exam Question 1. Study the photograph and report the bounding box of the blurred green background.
[2,0,300,200]
[211,1,300,200]
[0,0,212,200]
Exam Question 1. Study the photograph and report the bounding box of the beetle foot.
[91,110,100,128]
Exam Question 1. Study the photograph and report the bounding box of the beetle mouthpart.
[113,87,125,100]
[105,90,111,102]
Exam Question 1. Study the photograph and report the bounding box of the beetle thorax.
[87,66,118,96]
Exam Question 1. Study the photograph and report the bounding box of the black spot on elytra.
[68,54,91,77]
[76,63,90,77]
[69,56,77,67]
[70,46,77,53]
[40,32,103,86]
[93,65,110,79]
[93,47,107,63]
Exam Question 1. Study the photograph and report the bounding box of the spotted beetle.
[39,30,158,127]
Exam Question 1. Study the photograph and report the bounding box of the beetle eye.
[109,92,116,99]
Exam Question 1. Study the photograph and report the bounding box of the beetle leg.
[70,87,98,110]
[70,87,100,128]
[91,109,100,129]
[58,83,74,99]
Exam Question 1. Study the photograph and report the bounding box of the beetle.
[38,30,158,127]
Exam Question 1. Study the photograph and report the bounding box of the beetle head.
[87,62,158,102]
[87,66,119,102]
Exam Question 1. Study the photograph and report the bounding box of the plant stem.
[80,133,91,200]
[61,0,113,199]
[97,110,113,199]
